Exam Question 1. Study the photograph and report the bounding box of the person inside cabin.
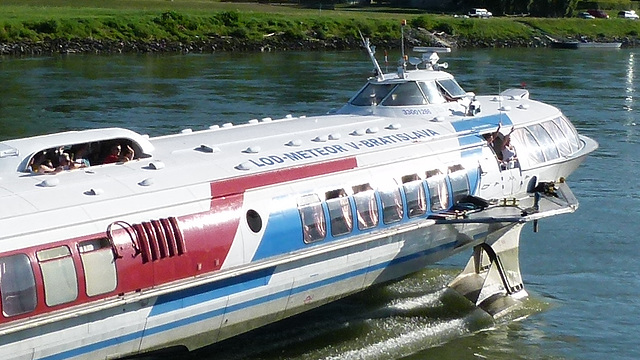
[71,143,92,167]
[54,152,83,172]
[484,122,501,147]
[103,144,121,164]
[103,143,134,164]
[501,127,518,167]
[122,144,135,162]
[484,122,504,160]
[28,151,55,173]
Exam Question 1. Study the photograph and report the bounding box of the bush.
[434,22,455,35]
[216,11,240,27]
[26,20,58,34]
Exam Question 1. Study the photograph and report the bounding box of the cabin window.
[437,78,467,99]
[325,189,353,237]
[448,165,470,204]
[352,184,379,230]
[378,181,404,224]
[402,174,427,217]
[509,128,545,169]
[381,82,427,106]
[350,83,395,106]
[24,138,145,173]
[426,169,449,211]
[554,116,581,152]
[542,120,572,157]
[37,246,78,307]
[0,254,37,317]
[298,194,327,243]
[528,124,560,161]
[419,81,446,104]
[78,238,117,297]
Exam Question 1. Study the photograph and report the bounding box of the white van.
[468,8,492,18]
[618,10,639,19]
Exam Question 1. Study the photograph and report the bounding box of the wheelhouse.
[348,77,466,107]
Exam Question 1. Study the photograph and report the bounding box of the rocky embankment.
[0,29,636,55]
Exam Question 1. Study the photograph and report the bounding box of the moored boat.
[0,32,597,359]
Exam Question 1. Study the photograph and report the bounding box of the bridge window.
[0,254,37,317]
[381,82,427,106]
[426,169,449,211]
[379,181,404,224]
[419,81,446,104]
[528,124,560,161]
[448,165,470,204]
[353,184,379,230]
[37,246,78,307]
[402,174,426,217]
[554,116,581,153]
[79,238,117,297]
[325,189,353,237]
[350,83,395,106]
[298,194,326,243]
[510,128,545,169]
[437,78,467,99]
[542,119,572,157]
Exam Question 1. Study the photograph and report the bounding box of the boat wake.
[184,268,549,360]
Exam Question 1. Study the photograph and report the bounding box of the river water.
[0,48,637,360]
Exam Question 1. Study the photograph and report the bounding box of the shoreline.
[4,34,630,56]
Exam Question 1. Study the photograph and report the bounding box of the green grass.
[520,17,640,38]
[0,1,638,46]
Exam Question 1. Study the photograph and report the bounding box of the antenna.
[358,30,384,81]
[401,19,406,65]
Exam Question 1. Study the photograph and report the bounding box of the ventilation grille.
[132,217,185,263]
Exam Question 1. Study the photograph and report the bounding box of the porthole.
[246,209,262,233]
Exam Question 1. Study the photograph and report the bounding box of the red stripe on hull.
[210,157,358,197]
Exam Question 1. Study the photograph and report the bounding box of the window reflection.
[448,165,470,204]
[528,124,560,161]
[325,189,353,237]
[402,174,426,218]
[426,169,449,211]
[352,184,379,230]
[419,81,446,104]
[298,194,326,243]
[379,181,404,224]
[0,254,37,317]
[381,82,427,106]
[350,83,395,106]
[437,78,467,99]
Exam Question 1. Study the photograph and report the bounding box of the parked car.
[578,12,595,19]
[468,8,492,18]
[587,9,609,18]
[618,10,639,19]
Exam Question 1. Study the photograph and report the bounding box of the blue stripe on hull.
[40,239,457,360]
[150,267,276,316]
[451,114,512,133]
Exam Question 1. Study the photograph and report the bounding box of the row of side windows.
[298,166,470,243]
[0,238,117,318]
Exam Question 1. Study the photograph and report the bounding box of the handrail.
[106,220,140,259]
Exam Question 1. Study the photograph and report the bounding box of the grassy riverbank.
[2,0,640,54]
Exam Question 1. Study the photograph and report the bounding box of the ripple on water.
[186,269,551,360]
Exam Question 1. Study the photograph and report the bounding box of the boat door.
[476,146,502,199]
[501,162,523,196]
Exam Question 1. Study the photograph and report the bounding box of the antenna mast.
[359,30,384,81]
[401,19,406,67]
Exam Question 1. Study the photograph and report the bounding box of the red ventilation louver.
[132,217,185,263]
